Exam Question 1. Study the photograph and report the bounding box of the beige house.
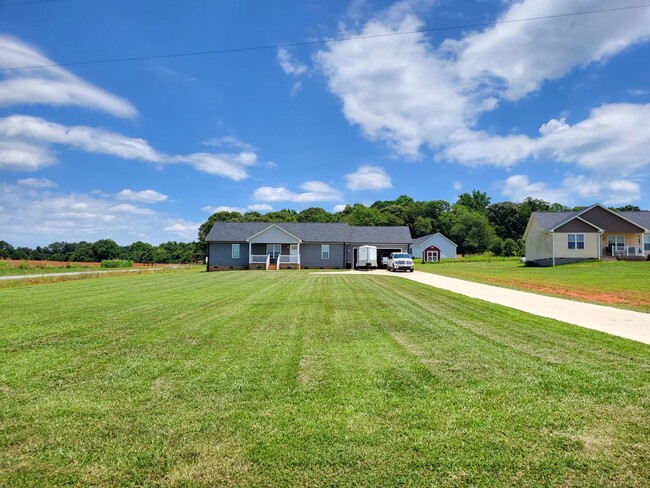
[523,204,650,266]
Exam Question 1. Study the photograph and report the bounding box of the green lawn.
[2,270,650,486]
[0,266,100,276]
[416,259,650,313]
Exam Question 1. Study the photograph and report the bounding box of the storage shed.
[422,245,441,262]
[411,233,457,259]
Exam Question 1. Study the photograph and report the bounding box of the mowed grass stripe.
[1,270,649,486]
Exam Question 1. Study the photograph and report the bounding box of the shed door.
[426,250,439,262]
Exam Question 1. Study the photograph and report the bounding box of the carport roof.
[206,222,413,244]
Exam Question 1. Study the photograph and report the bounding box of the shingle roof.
[206,222,412,244]
[532,211,582,231]
[533,208,650,232]
[412,232,457,247]
[347,225,413,244]
[619,211,650,230]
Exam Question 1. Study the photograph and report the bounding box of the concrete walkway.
[314,270,650,345]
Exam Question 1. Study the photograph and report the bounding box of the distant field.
[416,260,650,313]
[2,270,649,486]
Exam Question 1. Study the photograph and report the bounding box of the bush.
[100,259,133,269]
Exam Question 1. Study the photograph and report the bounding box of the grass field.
[2,270,650,486]
[416,260,650,313]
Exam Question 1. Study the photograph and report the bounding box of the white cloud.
[0,182,199,247]
[449,0,650,101]
[204,135,254,151]
[345,165,392,191]
[453,181,462,191]
[277,47,307,76]
[201,203,273,214]
[253,181,343,203]
[247,204,272,212]
[446,104,650,175]
[116,189,169,203]
[0,115,259,180]
[0,35,137,118]
[315,0,650,176]
[333,204,347,213]
[502,174,641,206]
[0,139,55,171]
[17,177,56,188]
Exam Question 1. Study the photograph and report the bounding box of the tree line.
[2,192,642,262]
[0,239,203,264]
[198,192,642,257]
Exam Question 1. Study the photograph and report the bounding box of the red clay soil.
[484,277,649,310]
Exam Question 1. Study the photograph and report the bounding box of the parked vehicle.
[356,245,377,268]
[386,252,414,272]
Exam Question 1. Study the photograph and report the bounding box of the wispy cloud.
[116,189,169,203]
[0,35,137,118]
[0,115,261,180]
[17,177,56,188]
[253,181,342,203]
[0,182,200,246]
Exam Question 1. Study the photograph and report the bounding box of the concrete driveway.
[315,269,650,346]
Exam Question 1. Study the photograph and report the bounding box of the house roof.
[347,225,413,244]
[412,232,457,247]
[531,205,649,233]
[206,222,412,244]
[619,211,650,231]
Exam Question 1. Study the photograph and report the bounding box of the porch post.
[551,231,555,266]
[248,242,252,264]
[598,231,603,260]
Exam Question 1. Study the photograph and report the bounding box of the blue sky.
[1,0,649,247]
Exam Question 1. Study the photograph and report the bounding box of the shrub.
[100,259,133,269]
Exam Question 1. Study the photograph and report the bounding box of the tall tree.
[456,190,491,215]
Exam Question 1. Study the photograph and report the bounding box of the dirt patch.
[483,277,649,311]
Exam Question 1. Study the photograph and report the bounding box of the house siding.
[525,216,553,261]
[412,235,457,259]
[553,232,599,259]
[208,242,249,267]
[555,220,599,233]
[248,226,300,244]
[301,243,345,268]
[580,206,643,233]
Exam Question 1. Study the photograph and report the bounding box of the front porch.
[601,232,648,260]
[249,250,301,270]
[246,224,303,270]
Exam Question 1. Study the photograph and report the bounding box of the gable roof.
[530,204,648,233]
[619,211,650,231]
[206,222,412,244]
[412,232,457,247]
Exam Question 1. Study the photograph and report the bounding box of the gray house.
[411,233,457,261]
[206,222,412,271]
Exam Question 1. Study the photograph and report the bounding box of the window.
[644,235,650,251]
[568,233,584,250]
[607,235,625,252]
[321,244,330,259]
[231,244,240,259]
[266,244,281,258]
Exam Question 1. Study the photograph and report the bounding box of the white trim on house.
[245,224,303,243]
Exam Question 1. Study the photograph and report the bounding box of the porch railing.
[278,254,300,266]
[250,254,271,270]
[608,246,642,257]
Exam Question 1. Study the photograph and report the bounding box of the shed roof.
[412,232,457,247]
[206,222,412,244]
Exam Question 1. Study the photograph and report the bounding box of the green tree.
[487,201,528,241]
[339,204,387,226]
[297,207,334,223]
[198,211,245,253]
[445,206,497,255]
[413,216,433,237]
[0,241,15,259]
[92,239,120,261]
[456,190,491,215]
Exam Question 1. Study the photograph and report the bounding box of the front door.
[290,244,298,256]
[607,235,624,255]
[266,244,281,263]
